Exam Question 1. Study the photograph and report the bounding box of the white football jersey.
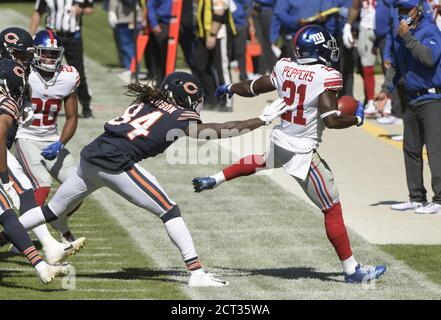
[16,65,80,142]
[360,0,376,30]
[269,58,343,153]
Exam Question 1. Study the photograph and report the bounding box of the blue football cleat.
[344,264,387,284]
[192,177,217,193]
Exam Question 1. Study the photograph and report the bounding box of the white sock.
[342,255,358,275]
[19,206,46,230]
[35,260,47,272]
[212,172,226,185]
[191,268,204,275]
[32,224,59,248]
[164,217,198,262]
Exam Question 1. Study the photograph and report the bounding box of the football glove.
[2,181,20,209]
[259,99,289,125]
[355,100,365,127]
[215,84,233,99]
[41,141,64,160]
[342,23,354,49]
[21,105,34,127]
[108,11,118,28]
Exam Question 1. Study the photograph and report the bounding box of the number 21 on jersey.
[281,80,307,126]
[108,104,163,140]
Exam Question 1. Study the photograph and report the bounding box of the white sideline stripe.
[77,253,119,257]
[72,289,154,293]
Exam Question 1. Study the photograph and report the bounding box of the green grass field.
[0,196,187,299]
[0,3,440,299]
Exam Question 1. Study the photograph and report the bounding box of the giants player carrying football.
[0,71,287,286]
[193,25,387,283]
[0,27,84,265]
[15,30,82,243]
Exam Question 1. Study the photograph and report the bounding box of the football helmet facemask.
[0,27,35,69]
[33,30,64,73]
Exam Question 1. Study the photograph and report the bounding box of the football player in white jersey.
[194,25,387,283]
[14,30,81,243]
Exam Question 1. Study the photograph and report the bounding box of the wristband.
[250,79,259,96]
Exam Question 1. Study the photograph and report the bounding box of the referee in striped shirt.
[30,0,95,118]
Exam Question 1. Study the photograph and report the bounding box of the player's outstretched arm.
[318,91,364,129]
[59,92,79,145]
[185,99,288,139]
[216,75,275,98]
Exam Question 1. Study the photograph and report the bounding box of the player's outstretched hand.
[259,98,288,125]
[2,181,20,209]
[41,141,64,160]
[342,23,354,49]
[215,84,233,99]
[21,106,34,128]
[355,100,365,127]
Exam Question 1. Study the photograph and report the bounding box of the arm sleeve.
[0,98,19,122]
[401,31,440,68]
[381,64,400,95]
[383,31,393,62]
[147,0,159,28]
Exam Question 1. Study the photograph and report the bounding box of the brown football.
[337,95,358,115]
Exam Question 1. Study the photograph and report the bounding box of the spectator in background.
[195,0,236,110]
[273,0,339,59]
[374,0,403,125]
[108,0,144,77]
[179,0,198,75]
[232,0,254,81]
[30,0,95,118]
[376,0,441,214]
[343,0,377,118]
[334,0,362,97]
[146,0,172,84]
[251,0,277,75]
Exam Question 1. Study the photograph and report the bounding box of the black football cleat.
[192,177,216,193]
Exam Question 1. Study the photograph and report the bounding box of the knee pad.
[160,205,182,223]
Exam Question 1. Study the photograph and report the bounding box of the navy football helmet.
[0,59,27,103]
[33,30,64,72]
[160,72,204,113]
[292,25,339,66]
[0,27,34,68]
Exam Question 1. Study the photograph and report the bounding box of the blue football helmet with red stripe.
[33,30,64,72]
[291,25,339,67]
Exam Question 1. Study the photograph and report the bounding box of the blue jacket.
[384,1,433,63]
[233,0,253,27]
[375,0,393,39]
[148,0,172,28]
[273,0,338,36]
[389,17,441,103]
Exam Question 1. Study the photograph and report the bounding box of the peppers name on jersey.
[269,58,343,153]
[16,65,80,142]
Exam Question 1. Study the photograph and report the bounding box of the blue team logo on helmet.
[33,29,64,72]
[291,25,339,67]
